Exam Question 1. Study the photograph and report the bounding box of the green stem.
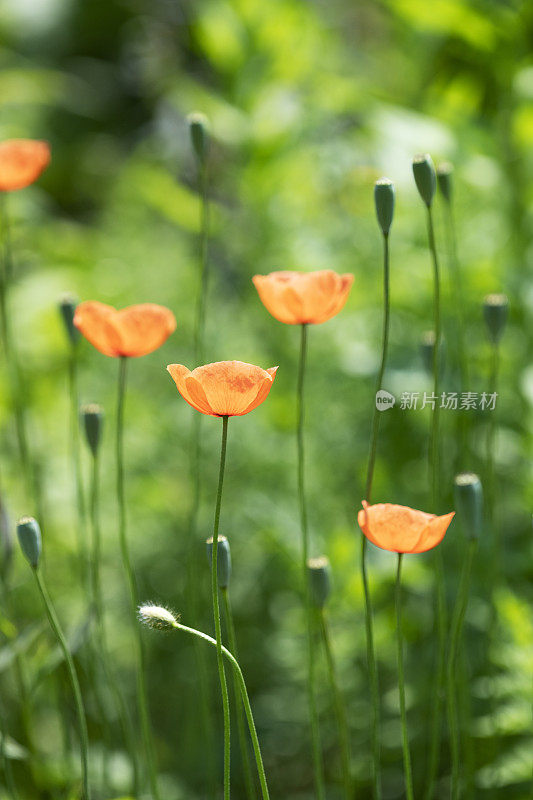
[424,203,447,800]
[362,232,389,800]
[171,620,270,800]
[447,539,477,800]
[185,149,216,798]
[34,568,90,799]
[0,700,19,800]
[395,554,414,800]
[319,610,352,799]
[116,356,160,800]
[89,449,141,795]
[222,588,257,800]
[297,323,325,800]
[69,346,88,590]
[211,416,231,800]
[0,195,34,509]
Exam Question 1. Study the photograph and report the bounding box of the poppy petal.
[167,365,212,415]
[73,301,122,357]
[410,512,455,553]
[116,304,176,357]
[0,139,50,192]
[239,366,278,415]
[358,502,435,553]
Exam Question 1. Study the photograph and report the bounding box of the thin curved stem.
[34,569,90,799]
[319,610,352,799]
[424,204,447,800]
[171,620,270,800]
[222,588,257,800]
[361,232,390,800]
[69,347,88,589]
[395,554,414,800]
[211,415,231,800]
[116,356,160,800]
[447,539,477,800]
[89,450,141,794]
[297,323,325,800]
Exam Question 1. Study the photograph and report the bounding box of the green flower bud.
[17,516,42,569]
[58,294,80,346]
[412,153,436,207]
[138,604,178,631]
[206,535,231,589]
[81,404,104,457]
[187,112,210,163]
[437,162,453,203]
[307,556,331,609]
[374,178,395,236]
[454,473,483,540]
[483,294,509,345]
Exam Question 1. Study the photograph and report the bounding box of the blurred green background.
[0,0,532,797]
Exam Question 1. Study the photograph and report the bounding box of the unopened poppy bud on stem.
[17,516,42,569]
[81,404,104,457]
[412,154,436,207]
[307,556,331,608]
[483,294,509,345]
[454,473,483,541]
[187,112,210,163]
[206,536,232,589]
[58,294,80,346]
[374,178,395,236]
[138,604,178,631]
[437,162,453,203]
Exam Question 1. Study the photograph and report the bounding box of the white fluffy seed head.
[138,604,178,631]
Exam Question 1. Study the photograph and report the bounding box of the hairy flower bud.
[483,294,509,345]
[454,473,483,540]
[58,294,80,346]
[374,178,395,236]
[206,535,231,589]
[412,153,436,207]
[187,112,209,162]
[81,404,104,457]
[307,556,331,608]
[17,516,42,569]
[138,604,178,631]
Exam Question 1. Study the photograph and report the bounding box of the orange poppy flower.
[358,501,454,554]
[0,139,50,192]
[252,270,354,325]
[167,360,278,417]
[74,301,176,358]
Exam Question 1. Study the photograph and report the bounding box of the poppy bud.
[412,154,436,207]
[483,294,509,345]
[187,112,210,163]
[437,162,453,203]
[138,604,178,631]
[16,516,42,569]
[374,178,395,236]
[453,473,483,540]
[307,556,331,608]
[81,404,104,457]
[206,535,231,589]
[58,294,80,346]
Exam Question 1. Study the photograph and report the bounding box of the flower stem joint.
[206,535,232,589]
[187,112,210,163]
[483,294,509,345]
[16,516,42,569]
[374,178,395,237]
[412,154,436,207]
[307,556,331,609]
[453,473,483,541]
[81,403,104,457]
[58,294,80,347]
